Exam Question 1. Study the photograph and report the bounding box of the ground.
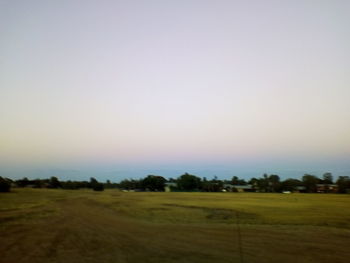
[1,189,350,263]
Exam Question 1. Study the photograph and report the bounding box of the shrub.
[93,183,104,191]
[0,177,11,192]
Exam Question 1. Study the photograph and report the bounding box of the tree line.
[119,172,350,193]
[1,172,350,193]
[0,176,106,192]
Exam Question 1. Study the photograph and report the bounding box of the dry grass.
[1,189,350,263]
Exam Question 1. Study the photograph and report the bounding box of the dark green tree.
[48,176,61,188]
[302,174,319,193]
[256,174,269,192]
[336,176,350,193]
[177,173,201,191]
[16,177,29,187]
[269,174,281,192]
[105,179,112,189]
[0,177,11,192]
[231,176,247,185]
[90,177,104,191]
[142,175,166,191]
[201,177,211,192]
[281,178,302,191]
[201,176,223,192]
[321,172,333,193]
[211,176,223,191]
[248,177,259,188]
[118,179,142,190]
[62,180,80,190]
[322,172,333,184]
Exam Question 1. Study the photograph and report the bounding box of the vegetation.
[0,176,11,192]
[302,174,319,193]
[177,173,202,191]
[0,189,350,263]
[90,177,104,191]
[141,175,166,191]
[336,176,350,193]
[4,172,350,193]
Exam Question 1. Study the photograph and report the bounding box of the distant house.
[294,186,306,193]
[316,184,338,193]
[223,184,254,192]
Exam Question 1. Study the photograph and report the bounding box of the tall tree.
[177,173,201,191]
[336,176,350,193]
[0,177,11,192]
[16,177,29,187]
[269,174,281,192]
[90,177,104,191]
[281,178,302,191]
[302,174,319,193]
[257,174,270,192]
[48,176,61,188]
[231,176,247,185]
[142,175,166,191]
[322,173,333,184]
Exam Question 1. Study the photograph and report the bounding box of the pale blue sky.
[1,0,349,181]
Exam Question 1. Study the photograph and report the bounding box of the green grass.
[1,189,350,263]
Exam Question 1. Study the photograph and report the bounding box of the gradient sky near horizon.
[1,0,350,181]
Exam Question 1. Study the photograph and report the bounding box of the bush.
[0,177,11,192]
[92,183,104,191]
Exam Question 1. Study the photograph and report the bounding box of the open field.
[1,189,350,263]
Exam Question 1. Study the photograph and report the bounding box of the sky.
[1,0,349,181]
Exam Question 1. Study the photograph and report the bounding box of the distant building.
[316,184,338,193]
[294,186,306,193]
[223,184,254,192]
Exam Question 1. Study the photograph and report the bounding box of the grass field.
[1,189,350,263]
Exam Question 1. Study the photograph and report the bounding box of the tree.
[48,177,61,188]
[93,183,104,191]
[255,174,270,192]
[254,174,281,192]
[16,177,29,187]
[201,176,223,192]
[322,173,333,184]
[105,179,112,189]
[62,180,80,190]
[177,173,201,191]
[248,177,259,188]
[269,174,281,192]
[118,179,142,190]
[0,177,11,192]
[231,176,247,185]
[231,176,240,185]
[119,179,131,190]
[320,172,333,193]
[90,177,104,191]
[281,178,302,192]
[302,174,319,193]
[142,175,166,191]
[336,176,350,193]
[201,177,211,192]
[32,179,44,188]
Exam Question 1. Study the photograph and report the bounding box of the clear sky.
[1,0,349,181]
